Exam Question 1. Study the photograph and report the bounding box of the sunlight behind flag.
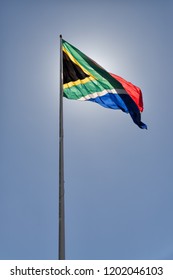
[62,39,147,129]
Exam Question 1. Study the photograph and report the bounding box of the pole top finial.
[60,34,62,38]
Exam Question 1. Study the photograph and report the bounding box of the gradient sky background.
[1,0,173,260]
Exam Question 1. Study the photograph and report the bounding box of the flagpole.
[59,34,65,260]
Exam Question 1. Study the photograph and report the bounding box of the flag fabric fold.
[62,39,147,129]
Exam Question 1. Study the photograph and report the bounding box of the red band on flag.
[110,73,144,112]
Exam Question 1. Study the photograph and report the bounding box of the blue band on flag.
[87,93,147,129]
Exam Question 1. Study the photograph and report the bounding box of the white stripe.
[78,88,127,101]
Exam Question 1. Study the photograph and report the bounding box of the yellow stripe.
[63,76,95,89]
[62,46,95,79]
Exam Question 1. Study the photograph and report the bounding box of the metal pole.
[59,34,65,260]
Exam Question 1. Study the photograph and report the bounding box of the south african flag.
[62,39,147,129]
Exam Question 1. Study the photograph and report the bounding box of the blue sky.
[1,0,173,260]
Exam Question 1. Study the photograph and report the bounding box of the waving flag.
[62,39,147,129]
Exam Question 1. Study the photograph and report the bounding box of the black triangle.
[63,51,89,84]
